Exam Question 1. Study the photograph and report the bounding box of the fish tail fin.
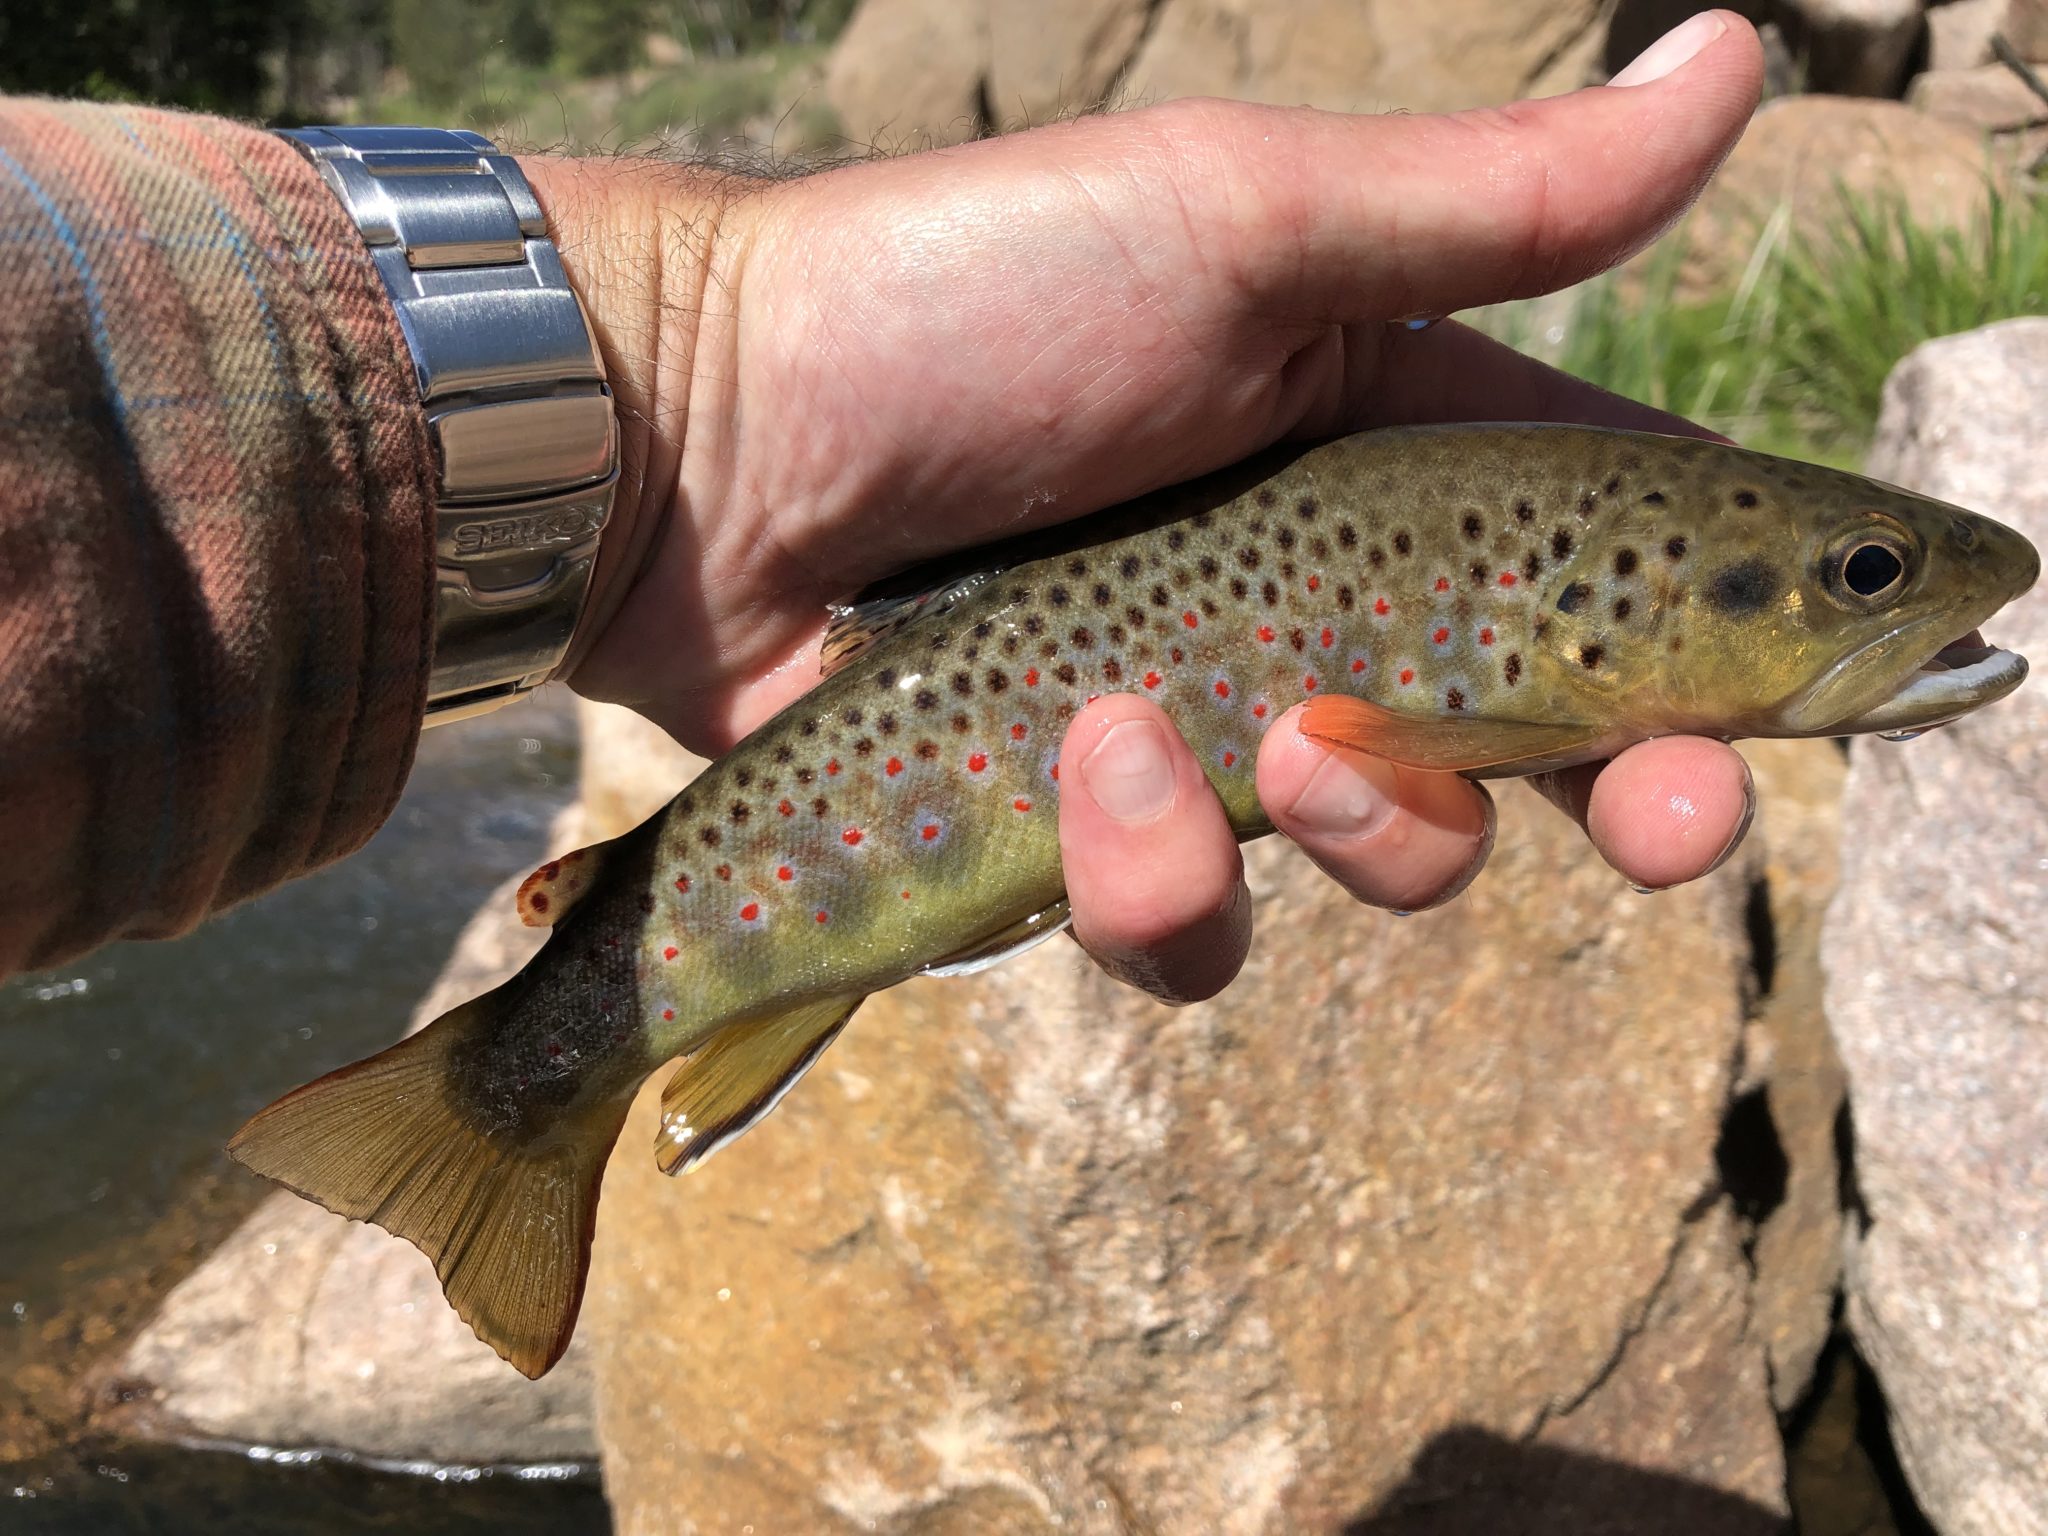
[227,992,630,1379]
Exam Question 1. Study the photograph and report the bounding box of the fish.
[228,423,2039,1377]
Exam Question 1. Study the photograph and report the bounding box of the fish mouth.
[1803,626,2030,737]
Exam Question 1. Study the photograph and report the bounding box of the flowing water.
[1,690,609,1533]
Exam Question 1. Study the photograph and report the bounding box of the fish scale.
[227,423,2039,1378]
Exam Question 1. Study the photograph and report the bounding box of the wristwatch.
[277,126,618,726]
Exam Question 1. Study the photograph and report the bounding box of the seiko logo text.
[451,508,600,556]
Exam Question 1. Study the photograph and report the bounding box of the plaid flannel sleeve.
[0,99,437,976]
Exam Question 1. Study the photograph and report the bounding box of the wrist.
[516,153,752,691]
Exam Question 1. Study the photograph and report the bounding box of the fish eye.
[1844,542,1905,598]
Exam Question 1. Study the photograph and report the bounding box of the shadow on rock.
[1346,1427,1785,1536]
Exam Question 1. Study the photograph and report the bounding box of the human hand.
[523,9,1765,1004]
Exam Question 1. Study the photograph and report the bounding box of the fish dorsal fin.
[919,899,1073,978]
[515,844,606,927]
[655,995,865,1175]
[821,568,1007,677]
[1299,694,1599,774]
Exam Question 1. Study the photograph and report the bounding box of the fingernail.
[1081,720,1177,823]
[1607,10,1726,87]
[1287,750,1399,837]
[1700,764,1757,878]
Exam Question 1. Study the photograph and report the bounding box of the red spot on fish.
[842,828,863,846]
[1170,647,1185,664]
[1214,680,1231,699]
[1351,658,1366,673]
[1257,625,1275,643]
[675,876,690,892]
[815,910,829,924]
[885,757,903,776]
[1307,575,1321,592]
[1399,667,1416,685]
[1025,668,1040,686]
[778,799,794,816]
[1252,702,1268,719]
[1433,626,1451,644]
[715,864,732,881]
[662,1008,675,1021]
[1435,577,1450,593]
[921,823,940,841]
[826,760,841,776]
[740,902,760,921]
[1051,764,1061,781]
[1480,627,1495,645]
[1304,674,1319,692]
[901,889,912,900]
[776,866,793,882]
[1222,750,1237,767]
[1011,722,1028,740]
[1320,628,1334,648]
[968,752,988,773]
[1183,611,1199,629]
[1144,671,1162,689]
[1014,798,1032,812]
[1498,571,1517,587]
[1373,597,1391,616]
[663,946,678,960]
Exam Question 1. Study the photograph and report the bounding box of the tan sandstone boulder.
[579,697,1843,1531]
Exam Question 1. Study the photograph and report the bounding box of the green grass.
[1477,182,2048,466]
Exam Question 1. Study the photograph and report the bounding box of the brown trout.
[230,424,2037,1376]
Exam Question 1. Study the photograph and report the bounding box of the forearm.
[0,98,434,973]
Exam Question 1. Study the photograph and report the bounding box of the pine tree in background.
[555,0,649,77]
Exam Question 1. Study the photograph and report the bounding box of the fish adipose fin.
[227,991,632,1380]
[515,844,607,927]
[655,996,864,1175]
[1300,694,1599,773]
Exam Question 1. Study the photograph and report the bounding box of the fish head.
[1521,442,2038,741]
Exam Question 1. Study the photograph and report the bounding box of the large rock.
[1926,0,2006,71]
[987,0,1152,124]
[95,828,599,1468]
[1908,61,2048,133]
[1774,0,1923,96]
[1672,95,2000,299]
[581,700,1846,1531]
[1825,318,2048,1534]
[826,0,989,147]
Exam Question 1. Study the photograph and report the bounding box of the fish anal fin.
[1300,693,1598,774]
[920,899,1072,978]
[227,990,633,1379]
[516,844,605,928]
[656,996,864,1175]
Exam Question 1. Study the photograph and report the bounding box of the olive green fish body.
[229,425,2038,1377]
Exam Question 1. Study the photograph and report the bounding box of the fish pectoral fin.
[515,842,608,928]
[655,996,865,1176]
[1299,693,1600,774]
[920,898,1072,977]
[822,568,1006,677]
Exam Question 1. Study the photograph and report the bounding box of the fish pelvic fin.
[655,995,864,1176]
[515,844,606,927]
[1299,693,1600,774]
[226,993,632,1380]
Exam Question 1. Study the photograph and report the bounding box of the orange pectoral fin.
[1299,693,1597,774]
[515,844,606,927]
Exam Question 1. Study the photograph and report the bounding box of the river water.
[1,689,610,1532]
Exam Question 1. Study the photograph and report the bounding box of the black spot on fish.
[1394,531,1413,556]
[1262,580,1279,605]
[1368,546,1386,568]
[1050,586,1070,606]
[1339,523,1358,549]
[878,713,898,734]
[1092,583,1112,606]
[1707,557,1779,614]
[1055,663,1078,685]
[916,740,939,760]
[1297,497,1318,520]
[1469,562,1489,587]
[852,739,873,757]
[973,621,992,639]
[986,670,1009,693]
[1665,536,1688,560]
[1108,624,1127,645]
[1277,527,1297,551]
[1237,546,1261,570]
[735,767,754,787]
[1198,555,1221,579]
[812,797,829,816]
[1256,488,1277,509]
[1025,614,1044,635]
[796,768,815,785]
[1578,492,1597,517]
[1280,561,1296,581]
[915,689,938,710]
[1604,476,1620,496]
[1103,658,1123,682]
[773,744,794,764]
[1643,490,1666,506]
[800,719,818,737]
[1289,628,1306,652]
[1150,584,1171,607]
[1167,529,1187,551]
[1580,644,1604,669]
[1505,653,1523,685]
[1735,489,1760,509]
[1447,687,1466,711]
[699,826,721,847]
[678,794,695,815]
[1462,514,1483,540]
[1337,585,1355,610]
[1522,551,1541,581]
[1070,627,1094,648]
[1119,555,1142,580]
[1515,500,1535,524]
[961,644,980,662]
[1614,548,1638,577]
[1199,597,1218,618]
[1003,634,1021,655]
[874,670,895,690]
[950,713,972,733]
[1229,578,1248,599]
[951,672,973,696]
[1066,558,1087,577]
[842,708,863,727]
[1557,581,1592,614]
[1311,535,1330,560]
[1249,519,1267,536]
[1614,597,1633,621]
[1552,530,1573,560]
[1124,605,1146,629]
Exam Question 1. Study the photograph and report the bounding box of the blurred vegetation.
[1478,183,2048,466]
[0,0,853,143]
